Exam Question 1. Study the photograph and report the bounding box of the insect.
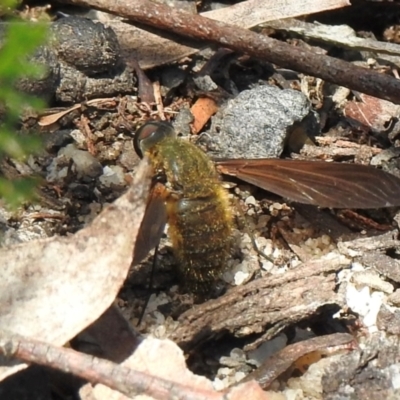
[133,120,400,292]
[133,121,233,293]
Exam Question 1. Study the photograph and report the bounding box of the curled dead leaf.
[0,158,151,381]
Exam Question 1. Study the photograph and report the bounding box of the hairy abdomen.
[166,185,233,292]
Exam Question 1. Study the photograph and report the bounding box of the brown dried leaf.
[38,98,116,126]
[343,94,400,131]
[0,159,151,381]
[38,104,81,126]
[190,97,219,133]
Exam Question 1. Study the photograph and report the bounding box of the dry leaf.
[0,159,151,381]
[38,104,81,126]
[190,97,219,133]
[343,94,400,131]
[38,98,116,126]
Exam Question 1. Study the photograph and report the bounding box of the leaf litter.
[3,0,400,398]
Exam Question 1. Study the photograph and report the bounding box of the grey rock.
[99,165,126,189]
[193,75,218,92]
[44,129,73,154]
[0,17,137,103]
[15,46,60,100]
[46,154,70,182]
[160,66,187,92]
[208,85,317,159]
[173,107,194,136]
[59,144,103,180]
[119,140,139,171]
[50,16,121,75]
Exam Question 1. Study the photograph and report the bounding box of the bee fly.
[133,120,400,293]
[133,121,233,293]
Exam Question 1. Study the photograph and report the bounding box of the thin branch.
[0,331,223,400]
[62,0,400,103]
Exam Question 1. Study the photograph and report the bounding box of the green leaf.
[0,10,49,207]
[0,176,40,209]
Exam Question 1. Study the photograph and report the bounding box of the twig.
[79,114,97,156]
[0,331,223,400]
[61,0,400,103]
[153,81,166,120]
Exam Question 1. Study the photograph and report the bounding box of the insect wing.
[216,159,400,209]
[132,182,168,265]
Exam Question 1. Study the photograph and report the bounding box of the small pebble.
[99,165,126,189]
[234,270,250,286]
[59,144,102,180]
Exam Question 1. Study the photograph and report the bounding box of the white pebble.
[346,284,370,317]
[363,291,384,328]
[245,196,256,205]
[272,202,283,210]
[213,378,225,391]
[235,371,246,382]
[321,235,331,245]
[261,260,274,271]
[234,270,250,285]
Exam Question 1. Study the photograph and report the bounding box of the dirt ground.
[2,1,400,399]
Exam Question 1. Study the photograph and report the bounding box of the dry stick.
[0,331,223,400]
[63,0,400,104]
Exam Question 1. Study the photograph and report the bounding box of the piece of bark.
[62,0,400,104]
[170,257,347,350]
[352,270,394,294]
[321,334,400,399]
[343,94,400,132]
[377,304,400,335]
[130,58,155,104]
[240,333,357,389]
[360,252,400,284]
[338,230,400,256]
[296,142,382,161]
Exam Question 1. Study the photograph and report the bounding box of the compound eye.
[134,121,176,158]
